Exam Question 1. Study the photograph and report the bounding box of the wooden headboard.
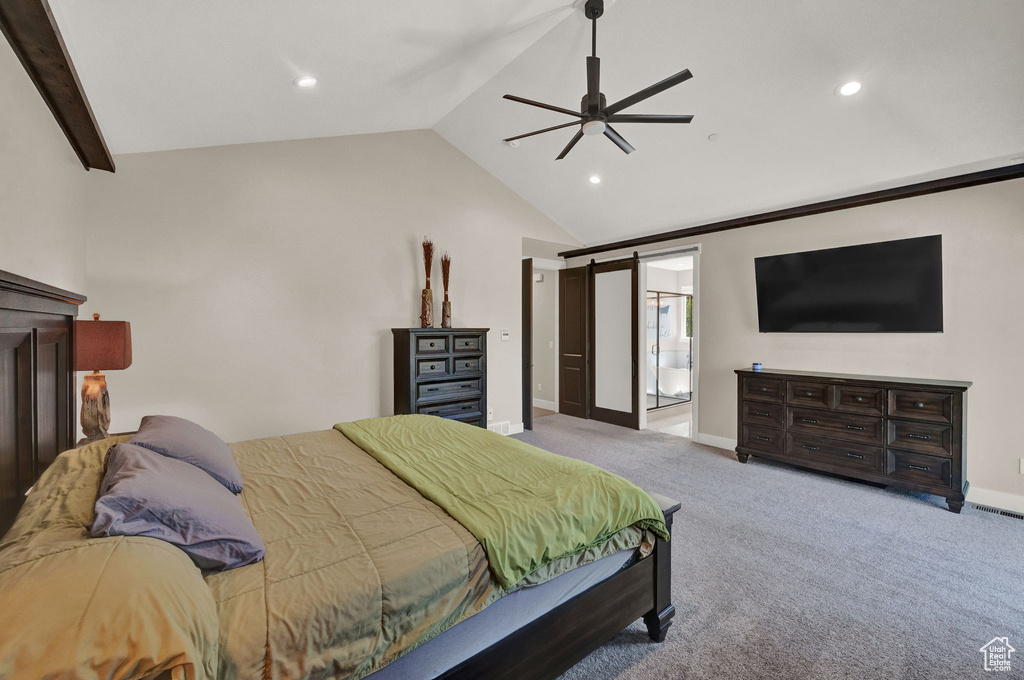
[0,270,85,536]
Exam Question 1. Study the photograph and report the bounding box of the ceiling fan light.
[582,120,607,136]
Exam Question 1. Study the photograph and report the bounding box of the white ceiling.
[49,0,574,154]
[50,0,1024,247]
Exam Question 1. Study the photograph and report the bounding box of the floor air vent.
[970,503,1024,521]
[488,421,511,436]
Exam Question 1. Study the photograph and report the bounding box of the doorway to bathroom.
[645,254,695,438]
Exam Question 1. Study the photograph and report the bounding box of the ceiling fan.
[502,0,694,160]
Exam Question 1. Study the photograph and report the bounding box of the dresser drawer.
[418,399,482,418]
[787,406,884,445]
[740,425,784,455]
[887,419,953,456]
[453,334,484,353]
[887,389,953,423]
[742,377,784,404]
[418,378,482,401]
[416,358,450,380]
[787,381,830,408]
[833,385,885,416]
[886,449,952,489]
[741,401,785,429]
[787,433,882,474]
[453,356,482,375]
[416,335,449,354]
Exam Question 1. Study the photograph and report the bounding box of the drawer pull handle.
[804,391,813,397]
[846,425,865,431]
[754,436,771,442]
[801,418,818,424]
[847,453,865,460]
[907,464,930,472]
[802,445,819,451]
[906,433,931,440]
[429,342,436,347]
[426,388,440,393]
[465,363,472,368]
[464,341,471,346]
[461,385,472,389]
[754,410,771,417]
[429,365,436,370]
[855,396,864,403]
[760,386,768,392]
[915,402,925,409]
[461,406,472,411]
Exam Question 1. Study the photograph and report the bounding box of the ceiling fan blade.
[606,114,694,124]
[604,125,635,155]
[587,57,601,114]
[503,121,581,142]
[603,69,693,116]
[503,94,585,118]
[556,130,585,160]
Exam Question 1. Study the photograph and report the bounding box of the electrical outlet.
[537,383,542,392]
[501,328,510,341]
[548,341,553,349]
[487,406,494,420]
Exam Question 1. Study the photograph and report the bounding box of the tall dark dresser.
[393,328,488,428]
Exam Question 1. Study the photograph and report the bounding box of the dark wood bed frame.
[0,270,679,679]
[0,270,84,537]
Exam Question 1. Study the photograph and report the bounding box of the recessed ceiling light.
[294,76,318,88]
[836,81,861,97]
[589,176,601,184]
[707,133,720,142]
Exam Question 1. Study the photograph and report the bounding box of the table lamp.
[75,313,132,445]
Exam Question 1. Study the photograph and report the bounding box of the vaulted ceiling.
[50,0,1024,246]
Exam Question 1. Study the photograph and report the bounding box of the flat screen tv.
[754,235,943,332]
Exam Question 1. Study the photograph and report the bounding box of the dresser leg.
[946,496,964,514]
[736,452,749,464]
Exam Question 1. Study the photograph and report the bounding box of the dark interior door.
[588,258,640,429]
[558,266,589,419]
[522,258,533,431]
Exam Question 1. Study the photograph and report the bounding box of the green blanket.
[335,414,669,588]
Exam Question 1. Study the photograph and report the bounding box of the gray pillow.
[130,415,243,493]
[92,443,265,571]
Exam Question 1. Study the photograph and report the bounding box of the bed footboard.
[436,491,680,680]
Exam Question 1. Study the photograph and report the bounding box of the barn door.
[558,266,589,419]
[588,257,640,429]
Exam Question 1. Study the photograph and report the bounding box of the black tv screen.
[754,235,943,333]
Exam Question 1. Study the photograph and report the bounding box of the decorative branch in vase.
[420,238,434,328]
[441,252,452,328]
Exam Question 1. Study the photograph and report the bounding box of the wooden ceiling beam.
[0,0,114,172]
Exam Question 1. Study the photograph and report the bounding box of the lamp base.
[79,371,111,447]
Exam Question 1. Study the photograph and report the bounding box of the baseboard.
[532,399,557,412]
[695,433,737,451]
[509,422,524,435]
[967,486,1024,514]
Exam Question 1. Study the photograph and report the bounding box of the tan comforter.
[0,429,644,680]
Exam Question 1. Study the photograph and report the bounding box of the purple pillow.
[91,443,265,571]
[130,415,243,493]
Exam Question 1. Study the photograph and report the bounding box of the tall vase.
[441,299,452,328]
[420,288,434,328]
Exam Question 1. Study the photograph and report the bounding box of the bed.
[0,270,679,680]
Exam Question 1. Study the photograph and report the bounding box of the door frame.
[587,256,640,429]
[522,258,533,431]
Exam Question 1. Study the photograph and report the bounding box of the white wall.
[532,271,556,404]
[81,130,580,441]
[0,42,89,291]
[571,178,1024,510]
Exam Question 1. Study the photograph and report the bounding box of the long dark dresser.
[393,328,488,428]
[735,368,971,512]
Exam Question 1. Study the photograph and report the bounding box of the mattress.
[0,427,651,680]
